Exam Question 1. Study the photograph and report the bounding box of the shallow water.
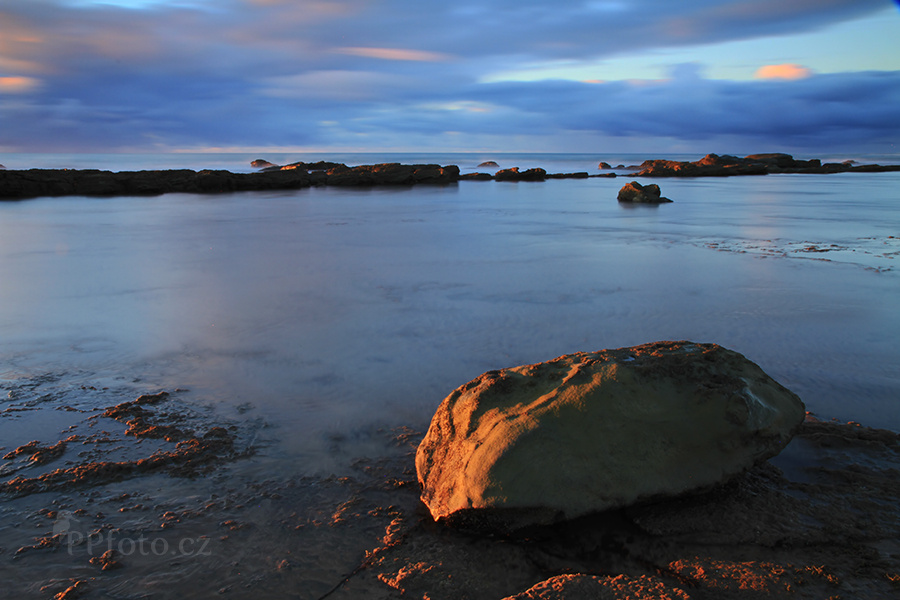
[1,172,899,476]
[1,167,899,598]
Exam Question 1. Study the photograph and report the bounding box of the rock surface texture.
[416,341,805,530]
[617,181,672,203]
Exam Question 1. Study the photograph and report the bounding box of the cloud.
[0,76,41,93]
[334,47,451,62]
[260,70,416,101]
[755,63,813,80]
[465,70,900,149]
[0,0,896,152]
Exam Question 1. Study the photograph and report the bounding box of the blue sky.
[1,0,899,154]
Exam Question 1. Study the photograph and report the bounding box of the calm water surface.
[1,172,898,474]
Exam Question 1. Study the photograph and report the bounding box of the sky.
[1,0,899,155]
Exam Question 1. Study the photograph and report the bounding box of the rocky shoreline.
[2,153,898,199]
[1,375,898,599]
[336,416,900,600]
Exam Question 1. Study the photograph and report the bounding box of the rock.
[617,181,671,203]
[0,163,460,199]
[478,161,500,167]
[846,163,900,173]
[494,167,547,181]
[367,514,544,599]
[494,167,522,181]
[743,153,798,168]
[416,341,805,531]
[634,154,769,177]
[279,160,346,171]
[250,159,278,169]
[53,580,89,600]
[503,574,690,600]
[0,164,6,170]
[89,549,122,571]
[628,153,900,177]
[464,170,590,181]
[545,172,589,179]
[598,162,613,170]
[325,163,459,186]
[363,416,899,599]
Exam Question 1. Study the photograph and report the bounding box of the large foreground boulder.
[416,341,805,530]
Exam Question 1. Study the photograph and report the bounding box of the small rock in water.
[477,161,499,167]
[416,341,805,531]
[617,181,672,203]
[250,159,278,169]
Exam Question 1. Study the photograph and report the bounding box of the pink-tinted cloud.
[755,63,813,80]
[335,47,451,62]
[0,76,40,93]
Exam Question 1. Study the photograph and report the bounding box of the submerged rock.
[416,341,805,530]
[617,181,672,203]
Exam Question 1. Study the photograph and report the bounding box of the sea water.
[0,155,898,475]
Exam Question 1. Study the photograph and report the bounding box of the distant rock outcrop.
[324,163,458,186]
[416,341,805,531]
[494,167,547,181]
[4,153,897,199]
[278,161,346,171]
[634,153,900,177]
[477,161,500,168]
[546,171,590,179]
[617,181,671,203]
[598,162,613,169]
[460,172,494,181]
[0,163,460,199]
[635,154,769,177]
